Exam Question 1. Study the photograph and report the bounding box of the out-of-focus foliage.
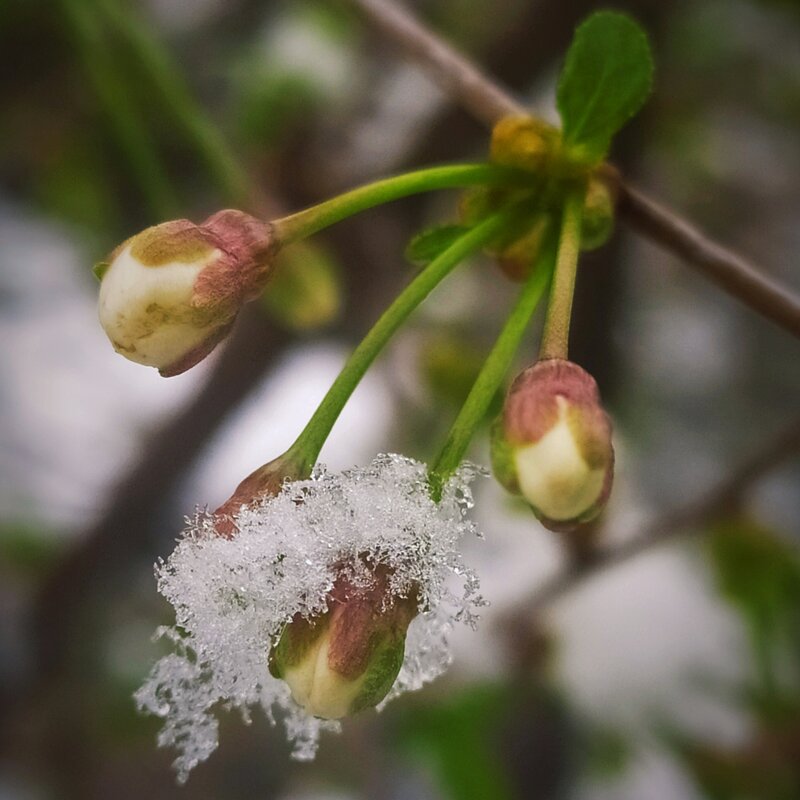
[262,243,342,331]
[707,517,800,694]
[398,683,519,800]
[666,520,800,799]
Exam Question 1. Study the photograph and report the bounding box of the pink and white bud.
[269,563,417,719]
[97,210,276,376]
[491,358,614,530]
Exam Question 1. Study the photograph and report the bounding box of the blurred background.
[1,0,799,798]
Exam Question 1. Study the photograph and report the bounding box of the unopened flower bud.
[580,176,616,251]
[97,210,277,376]
[490,115,558,173]
[213,453,306,539]
[269,563,417,719]
[492,359,614,530]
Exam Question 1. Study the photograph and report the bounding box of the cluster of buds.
[269,562,417,719]
[466,115,616,281]
[97,210,277,376]
[491,358,614,531]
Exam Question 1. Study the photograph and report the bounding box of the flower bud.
[213,453,306,539]
[492,359,614,530]
[269,563,417,719]
[490,115,558,173]
[580,176,616,251]
[97,210,276,376]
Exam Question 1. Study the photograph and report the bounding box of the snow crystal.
[135,454,486,782]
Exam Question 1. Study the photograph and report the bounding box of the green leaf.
[396,683,517,800]
[706,517,800,698]
[708,518,800,640]
[557,11,654,164]
[405,224,470,264]
[93,261,110,282]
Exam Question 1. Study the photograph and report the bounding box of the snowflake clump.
[135,454,485,782]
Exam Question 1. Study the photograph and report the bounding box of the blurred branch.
[521,416,800,615]
[616,185,800,339]
[347,0,800,339]
[348,0,521,126]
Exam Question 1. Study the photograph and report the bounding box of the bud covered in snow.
[213,452,307,539]
[97,210,276,376]
[269,563,417,719]
[491,359,614,531]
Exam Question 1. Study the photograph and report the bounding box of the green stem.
[95,0,252,208]
[287,207,520,473]
[272,164,534,245]
[428,241,554,496]
[539,187,584,360]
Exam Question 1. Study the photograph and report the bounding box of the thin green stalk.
[60,0,179,219]
[95,0,252,207]
[272,164,534,245]
[287,207,520,473]
[428,242,554,496]
[539,187,584,360]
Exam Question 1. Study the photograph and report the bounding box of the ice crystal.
[135,454,485,782]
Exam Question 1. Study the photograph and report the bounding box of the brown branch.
[522,415,800,614]
[347,0,523,126]
[347,0,800,340]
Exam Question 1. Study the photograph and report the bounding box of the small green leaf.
[93,261,110,281]
[557,11,654,164]
[405,224,470,264]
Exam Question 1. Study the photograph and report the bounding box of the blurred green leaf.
[707,517,800,700]
[236,71,319,148]
[557,11,653,164]
[35,135,120,236]
[582,726,631,780]
[669,730,800,800]
[0,522,63,576]
[398,683,517,800]
[261,242,341,331]
[421,333,502,418]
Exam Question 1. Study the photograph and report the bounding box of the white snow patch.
[136,454,486,782]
